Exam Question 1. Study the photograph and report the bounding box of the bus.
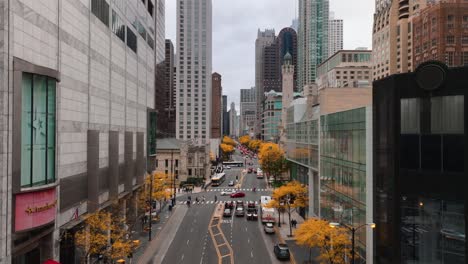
[223,161,244,167]
[211,173,226,186]
[260,196,275,223]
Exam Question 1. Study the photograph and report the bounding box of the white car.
[223,165,231,169]
[264,223,275,234]
[221,190,235,196]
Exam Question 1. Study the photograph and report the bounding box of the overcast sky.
[165,0,374,111]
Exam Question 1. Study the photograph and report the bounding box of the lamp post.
[329,222,376,264]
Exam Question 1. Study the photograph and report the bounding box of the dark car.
[246,208,258,220]
[230,192,245,198]
[235,207,245,217]
[274,244,290,260]
[223,208,232,217]
[224,201,234,209]
[248,167,253,173]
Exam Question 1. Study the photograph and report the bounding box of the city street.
[141,150,289,264]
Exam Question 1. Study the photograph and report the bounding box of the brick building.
[413,0,468,68]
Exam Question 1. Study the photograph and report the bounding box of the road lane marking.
[186,239,189,245]
[251,251,253,258]
[181,254,184,260]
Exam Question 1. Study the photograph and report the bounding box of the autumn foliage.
[75,209,135,263]
[248,139,263,151]
[139,172,172,213]
[258,142,288,181]
[266,181,308,236]
[222,136,236,146]
[239,135,251,146]
[295,218,351,264]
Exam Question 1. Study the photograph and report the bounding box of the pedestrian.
[214,195,217,202]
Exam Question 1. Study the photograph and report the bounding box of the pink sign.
[15,188,57,232]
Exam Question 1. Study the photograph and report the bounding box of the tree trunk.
[288,206,292,237]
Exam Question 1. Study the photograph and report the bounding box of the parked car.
[235,207,245,217]
[228,180,234,186]
[273,244,290,260]
[230,192,245,198]
[223,208,232,217]
[248,167,253,173]
[221,190,235,196]
[264,223,275,234]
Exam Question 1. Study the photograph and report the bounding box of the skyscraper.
[255,29,276,138]
[240,87,257,136]
[263,42,281,93]
[328,14,343,58]
[222,95,230,136]
[277,27,298,91]
[176,0,213,142]
[211,73,222,138]
[297,0,329,90]
[156,39,176,137]
[229,102,238,137]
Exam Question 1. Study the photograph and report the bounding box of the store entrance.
[13,247,40,264]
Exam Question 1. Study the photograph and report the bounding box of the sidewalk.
[276,210,319,264]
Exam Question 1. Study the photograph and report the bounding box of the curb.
[274,226,297,264]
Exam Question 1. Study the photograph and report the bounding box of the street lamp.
[329,222,376,264]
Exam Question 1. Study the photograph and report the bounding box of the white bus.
[260,196,275,223]
[211,173,226,186]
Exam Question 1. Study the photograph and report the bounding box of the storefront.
[12,188,57,264]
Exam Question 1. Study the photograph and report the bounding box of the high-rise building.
[328,15,343,58]
[374,62,467,264]
[413,0,468,68]
[277,28,298,91]
[280,53,295,145]
[222,95,230,136]
[240,87,257,136]
[372,0,427,80]
[316,49,373,89]
[291,18,299,32]
[229,102,238,137]
[0,0,162,262]
[255,29,276,138]
[176,0,213,142]
[211,73,222,138]
[263,42,281,93]
[262,91,283,142]
[156,39,176,137]
[297,0,329,90]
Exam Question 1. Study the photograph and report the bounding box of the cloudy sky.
[165,0,374,110]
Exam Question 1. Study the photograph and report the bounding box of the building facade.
[176,0,213,142]
[277,27,298,92]
[262,91,282,141]
[229,102,238,137]
[374,62,467,264]
[328,16,344,59]
[0,0,162,262]
[413,0,468,68]
[211,73,222,138]
[156,39,175,137]
[240,87,257,136]
[255,29,276,138]
[297,0,329,90]
[317,50,373,89]
[222,95,229,136]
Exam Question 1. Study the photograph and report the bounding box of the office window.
[127,27,137,53]
[21,73,56,187]
[165,159,169,168]
[91,0,109,26]
[446,35,455,44]
[112,10,125,42]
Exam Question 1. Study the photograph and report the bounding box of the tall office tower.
[255,29,276,138]
[328,14,343,58]
[222,95,230,135]
[176,0,213,142]
[211,73,222,138]
[291,18,299,32]
[263,42,281,93]
[0,0,162,262]
[297,0,329,90]
[372,0,427,80]
[156,39,175,137]
[240,87,257,136]
[229,103,238,137]
[277,27,298,91]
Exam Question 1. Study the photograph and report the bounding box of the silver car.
[264,222,275,234]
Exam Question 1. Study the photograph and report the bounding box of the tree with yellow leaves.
[141,172,172,213]
[295,218,351,264]
[75,208,135,263]
[220,143,235,160]
[248,139,263,152]
[258,142,288,182]
[239,135,251,146]
[266,180,308,237]
[222,135,236,146]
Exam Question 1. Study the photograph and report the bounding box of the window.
[462,36,468,45]
[445,51,455,66]
[147,111,157,155]
[21,73,56,187]
[127,26,137,53]
[91,0,109,27]
[112,10,125,42]
[463,52,468,66]
[147,0,154,17]
[446,35,455,44]
[165,159,169,167]
[175,159,179,167]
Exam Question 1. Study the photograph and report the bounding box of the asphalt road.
[159,149,288,264]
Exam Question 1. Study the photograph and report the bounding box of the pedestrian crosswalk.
[178,200,260,206]
[208,188,268,192]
